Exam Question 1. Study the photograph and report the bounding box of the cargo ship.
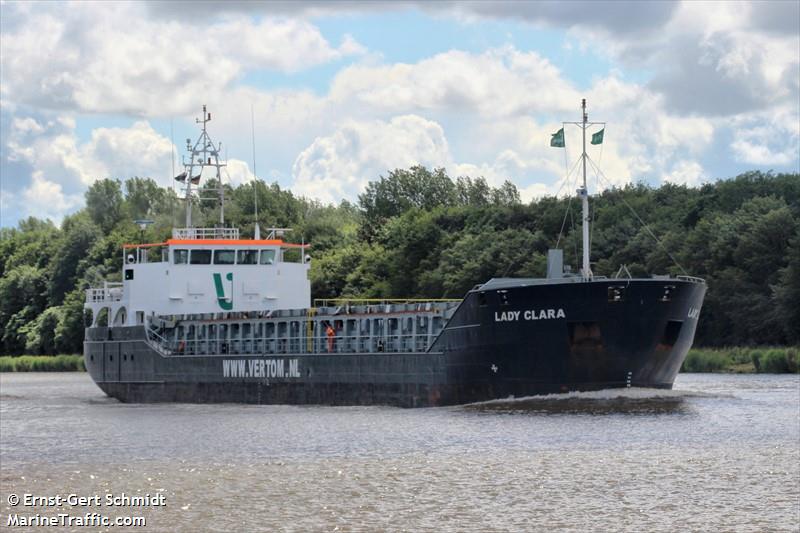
[83,102,707,407]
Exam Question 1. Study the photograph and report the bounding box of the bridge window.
[260,249,276,265]
[174,249,189,264]
[214,250,235,265]
[190,250,212,264]
[237,250,258,265]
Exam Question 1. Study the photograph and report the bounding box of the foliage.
[0,168,798,355]
[358,166,522,241]
[681,349,733,372]
[0,354,85,372]
[681,347,799,373]
[85,179,123,233]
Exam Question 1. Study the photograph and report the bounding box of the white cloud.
[3,114,180,226]
[0,2,365,116]
[6,117,175,189]
[2,1,795,228]
[663,160,706,186]
[316,49,721,199]
[282,45,726,205]
[7,116,102,188]
[330,47,578,117]
[729,106,800,167]
[88,122,176,183]
[3,41,726,223]
[730,138,783,167]
[292,115,452,203]
[579,1,800,116]
[225,159,257,187]
[210,18,365,73]
[19,171,83,224]
[11,117,44,135]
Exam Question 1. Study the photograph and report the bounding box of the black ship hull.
[84,278,706,407]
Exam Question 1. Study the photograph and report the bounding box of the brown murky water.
[1,373,798,532]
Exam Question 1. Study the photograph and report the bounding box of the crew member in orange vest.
[326,323,336,353]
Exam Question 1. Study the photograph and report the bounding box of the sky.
[1,0,798,227]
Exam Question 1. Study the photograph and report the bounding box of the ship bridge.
[85,227,310,327]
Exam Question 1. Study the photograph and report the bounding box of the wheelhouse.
[86,227,311,328]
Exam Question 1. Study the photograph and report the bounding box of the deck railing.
[148,332,439,357]
[314,298,461,308]
[677,275,706,284]
[172,227,240,240]
[85,282,124,303]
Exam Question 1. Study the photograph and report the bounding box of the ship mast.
[180,105,226,228]
[579,99,592,280]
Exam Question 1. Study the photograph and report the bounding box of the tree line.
[0,167,797,355]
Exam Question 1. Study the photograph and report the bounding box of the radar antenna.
[175,105,227,228]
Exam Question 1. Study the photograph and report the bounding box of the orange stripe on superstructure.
[166,239,284,245]
[123,239,310,249]
[166,239,310,248]
[122,242,168,249]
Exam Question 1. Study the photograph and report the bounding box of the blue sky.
[1,1,798,227]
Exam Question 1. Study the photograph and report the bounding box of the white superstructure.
[86,229,310,327]
[85,106,310,327]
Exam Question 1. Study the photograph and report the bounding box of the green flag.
[591,128,604,145]
[550,128,565,148]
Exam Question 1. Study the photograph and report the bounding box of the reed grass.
[0,355,85,372]
[682,347,798,373]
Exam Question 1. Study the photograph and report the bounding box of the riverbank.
[681,347,799,374]
[1,348,798,373]
[0,355,84,372]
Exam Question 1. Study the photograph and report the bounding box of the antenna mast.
[579,99,592,279]
[251,104,261,240]
[179,105,227,228]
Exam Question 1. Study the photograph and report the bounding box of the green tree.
[55,289,89,354]
[48,213,100,305]
[0,265,48,353]
[773,232,800,344]
[358,166,456,240]
[85,179,123,233]
[124,177,170,220]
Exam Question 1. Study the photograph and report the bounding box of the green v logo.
[213,273,233,310]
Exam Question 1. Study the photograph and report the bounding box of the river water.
[1,373,798,532]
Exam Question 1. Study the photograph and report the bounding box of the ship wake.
[461,387,727,415]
